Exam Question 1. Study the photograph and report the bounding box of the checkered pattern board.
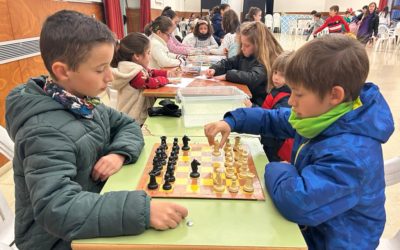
[136,143,266,200]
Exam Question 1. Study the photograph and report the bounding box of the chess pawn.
[162,173,172,190]
[233,160,242,171]
[241,150,249,165]
[225,138,231,148]
[224,159,233,168]
[147,173,159,190]
[225,150,232,158]
[213,167,225,192]
[239,163,249,179]
[234,147,242,161]
[228,176,240,193]
[212,140,221,156]
[225,155,233,164]
[243,173,255,193]
[225,164,235,179]
[233,136,241,152]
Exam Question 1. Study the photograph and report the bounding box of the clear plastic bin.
[176,86,248,127]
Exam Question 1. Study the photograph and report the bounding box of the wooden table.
[72,136,307,250]
[143,78,252,98]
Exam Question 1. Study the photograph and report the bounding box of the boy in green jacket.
[5,10,187,250]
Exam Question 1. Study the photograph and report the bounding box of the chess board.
[136,143,266,200]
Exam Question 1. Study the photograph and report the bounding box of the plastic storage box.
[176,86,248,127]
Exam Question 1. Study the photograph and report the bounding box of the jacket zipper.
[294,140,310,165]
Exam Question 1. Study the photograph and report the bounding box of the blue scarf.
[43,79,101,119]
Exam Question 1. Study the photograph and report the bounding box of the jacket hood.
[6,76,65,140]
[111,61,143,90]
[321,82,394,143]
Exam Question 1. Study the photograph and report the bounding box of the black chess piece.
[182,135,191,151]
[168,155,176,166]
[162,173,172,190]
[147,173,159,190]
[173,137,178,146]
[190,159,201,178]
[161,136,168,149]
[167,165,176,182]
[173,144,180,154]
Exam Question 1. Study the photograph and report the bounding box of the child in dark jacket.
[6,10,188,250]
[205,34,394,249]
[206,21,283,106]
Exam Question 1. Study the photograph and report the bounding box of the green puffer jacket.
[6,76,150,250]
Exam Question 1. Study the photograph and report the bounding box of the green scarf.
[288,97,362,139]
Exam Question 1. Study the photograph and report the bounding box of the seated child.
[144,16,186,68]
[111,32,180,125]
[206,21,283,106]
[204,34,394,249]
[255,51,294,162]
[5,10,188,249]
[313,5,350,35]
[182,20,218,50]
[210,9,241,56]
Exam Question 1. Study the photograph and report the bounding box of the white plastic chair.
[273,13,281,33]
[0,190,15,249]
[317,27,329,37]
[106,85,118,110]
[288,19,297,35]
[375,25,390,51]
[376,157,400,249]
[265,14,273,30]
[0,126,14,160]
[296,19,310,35]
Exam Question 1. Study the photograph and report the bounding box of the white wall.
[324,0,372,12]
[126,0,139,9]
[229,0,244,15]
[184,0,201,12]
[274,0,326,12]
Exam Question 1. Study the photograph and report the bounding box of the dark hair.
[345,10,350,14]
[285,34,369,101]
[310,10,317,15]
[247,7,262,21]
[222,10,240,34]
[193,20,213,38]
[161,6,176,19]
[40,10,115,79]
[111,32,150,67]
[314,12,322,18]
[144,16,173,36]
[330,5,339,13]
[212,3,230,15]
[362,5,368,10]
[383,6,389,17]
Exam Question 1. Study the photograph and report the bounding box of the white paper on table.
[194,75,219,81]
[201,66,209,71]
[167,78,195,88]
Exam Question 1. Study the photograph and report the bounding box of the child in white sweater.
[183,20,218,50]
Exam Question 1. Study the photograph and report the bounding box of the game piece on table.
[239,163,250,179]
[212,140,221,156]
[162,173,172,190]
[233,136,241,152]
[225,164,235,179]
[213,167,225,192]
[167,166,176,182]
[233,160,242,171]
[243,173,255,193]
[147,173,159,190]
[241,150,249,165]
[168,155,176,166]
[225,155,233,164]
[173,137,179,146]
[212,162,221,170]
[160,136,168,150]
[172,144,180,154]
[226,138,232,148]
[190,159,201,178]
[224,159,233,168]
[234,147,242,161]
[182,135,191,151]
[228,176,240,193]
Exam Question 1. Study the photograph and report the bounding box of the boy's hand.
[213,74,226,81]
[205,69,215,78]
[204,121,231,148]
[150,201,188,230]
[91,153,125,182]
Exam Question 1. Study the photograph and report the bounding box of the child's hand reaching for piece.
[91,153,125,182]
[204,121,231,148]
[150,201,188,230]
[205,69,215,78]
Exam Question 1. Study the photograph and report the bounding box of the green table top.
[73,136,306,249]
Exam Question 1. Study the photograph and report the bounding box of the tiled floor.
[1,34,399,240]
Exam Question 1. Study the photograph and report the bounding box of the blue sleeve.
[264,147,364,226]
[223,107,295,139]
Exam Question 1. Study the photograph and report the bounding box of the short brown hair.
[330,5,339,12]
[222,10,240,34]
[268,51,294,89]
[40,10,115,80]
[247,7,262,21]
[285,34,369,101]
[314,13,322,18]
[193,20,213,38]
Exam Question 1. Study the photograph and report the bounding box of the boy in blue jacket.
[204,34,394,249]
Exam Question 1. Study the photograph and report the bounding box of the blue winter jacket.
[224,83,394,250]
